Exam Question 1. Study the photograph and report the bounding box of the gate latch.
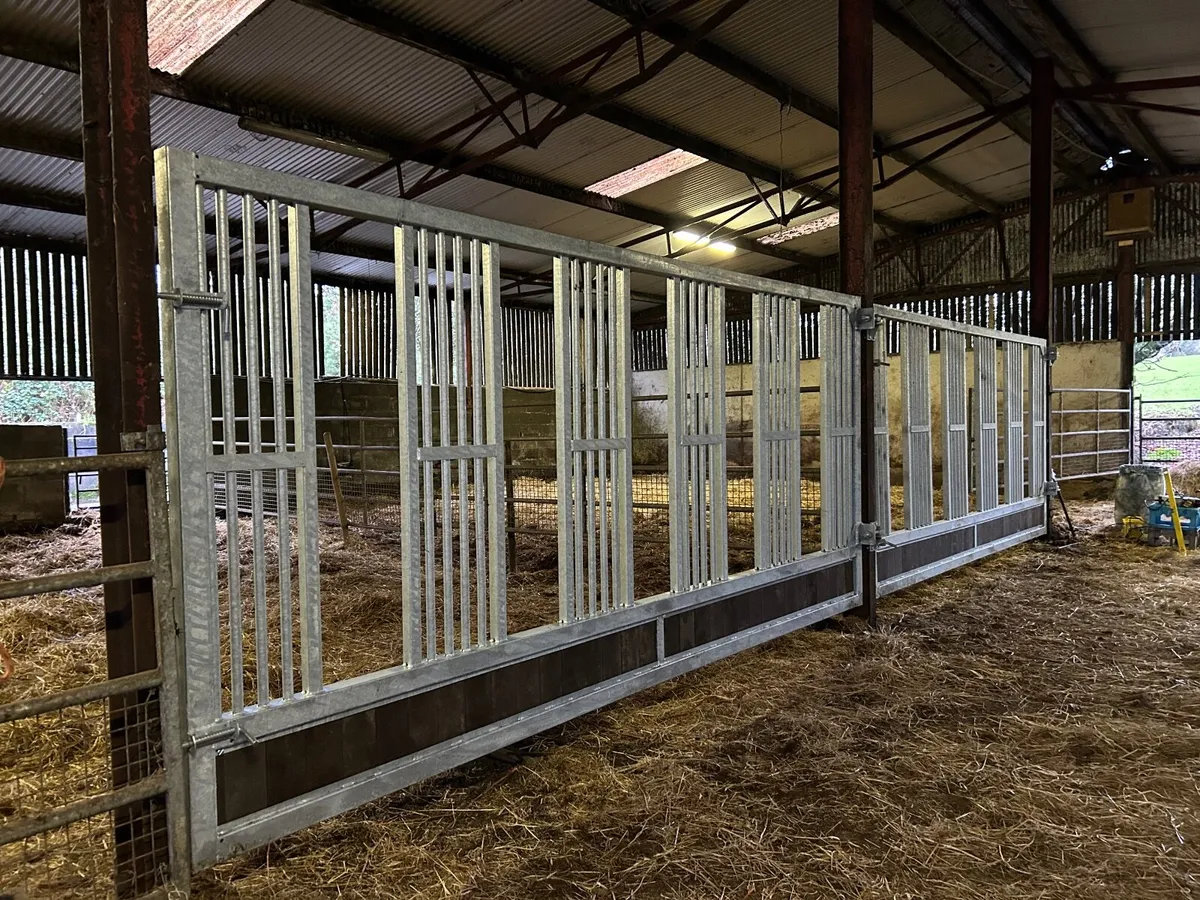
[158,289,228,311]
[186,719,253,752]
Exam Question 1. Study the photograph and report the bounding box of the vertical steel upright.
[840,0,876,624]
[79,0,173,892]
[1030,55,1055,510]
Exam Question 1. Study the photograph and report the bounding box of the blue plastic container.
[1146,501,1200,533]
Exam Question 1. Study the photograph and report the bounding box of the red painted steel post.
[80,0,167,892]
[1030,56,1055,515]
[840,0,876,625]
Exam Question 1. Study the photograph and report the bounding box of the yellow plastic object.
[1165,472,1188,554]
[1121,515,1145,539]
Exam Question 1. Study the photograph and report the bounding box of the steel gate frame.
[154,147,865,868]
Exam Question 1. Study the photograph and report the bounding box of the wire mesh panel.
[973,336,1000,512]
[667,277,728,592]
[1003,341,1026,503]
[396,227,507,661]
[752,291,804,568]
[553,258,635,622]
[900,323,935,530]
[941,330,970,519]
[1028,345,1047,495]
[819,306,858,550]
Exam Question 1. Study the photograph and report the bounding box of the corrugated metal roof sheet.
[0,57,80,131]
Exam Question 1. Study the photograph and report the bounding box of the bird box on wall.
[1105,187,1154,238]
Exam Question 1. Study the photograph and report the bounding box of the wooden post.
[324,431,350,544]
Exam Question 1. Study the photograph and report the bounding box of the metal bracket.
[856,521,898,550]
[1044,478,1060,497]
[186,718,253,752]
[120,427,166,452]
[158,289,228,311]
[1046,345,1058,364]
[852,307,878,334]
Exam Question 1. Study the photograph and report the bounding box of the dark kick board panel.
[877,504,1045,584]
[217,559,855,823]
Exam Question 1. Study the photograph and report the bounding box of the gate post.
[839,0,876,624]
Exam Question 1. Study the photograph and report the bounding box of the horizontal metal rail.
[0,773,168,847]
[186,150,858,308]
[877,305,1048,347]
[1,450,162,477]
[0,560,156,601]
[0,669,163,724]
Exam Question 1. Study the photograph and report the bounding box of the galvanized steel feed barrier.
[152,146,1050,876]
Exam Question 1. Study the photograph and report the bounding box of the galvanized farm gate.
[154,146,1050,875]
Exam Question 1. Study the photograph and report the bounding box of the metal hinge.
[852,307,878,334]
[158,289,228,310]
[1044,478,1060,497]
[855,521,897,550]
[1046,345,1058,364]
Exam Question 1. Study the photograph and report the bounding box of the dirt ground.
[3,490,1199,899]
[192,499,1199,900]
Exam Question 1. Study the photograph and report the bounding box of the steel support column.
[1029,55,1054,515]
[1115,241,1136,389]
[79,0,170,894]
[840,0,876,625]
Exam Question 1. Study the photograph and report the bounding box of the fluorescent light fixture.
[758,212,840,245]
[149,0,271,74]
[586,149,707,198]
[675,230,709,246]
[711,241,735,252]
[238,118,392,163]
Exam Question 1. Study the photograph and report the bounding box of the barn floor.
[3,493,1199,898]
[191,500,1199,900]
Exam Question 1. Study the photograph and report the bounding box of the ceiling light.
[149,0,271,74]
[711,241,735,252]
[238,118,392,163]
[587,149,707,198]
[674,231,709,246]
[758,212,840,245]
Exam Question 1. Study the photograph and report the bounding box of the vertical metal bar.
[583,261,597,617]
[418,230,436,658]
[435,233,455,653]
[711,285,728,581]
[482,242,507,642]
[266,200,293,698]
[395,226,422,664]
[553,256,575,622]
[901,323,934,529]
[666,277,685,593]
[215,190,244,713]
[453,236,470,648]
[240,195,269,704]
[469,240,487,643]
[973,336,1000,511]
[699,284,710,585]
[687,281,700,588]
[941,330,969,519]
[1028,345,1047,497]
[873,322,891,536]
[613,266,634,608]
[752,291,768,568]
[288,204,321,693]
[1004,341,1025,503]
[596,265,610,613]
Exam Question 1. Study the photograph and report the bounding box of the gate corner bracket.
[852,307,878,335]
[1046,345,1059,364]
[855,521,890,549]
[121,427,166,452]
[1043,478,1060,497]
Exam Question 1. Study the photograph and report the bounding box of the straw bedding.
[2,494,1199,899]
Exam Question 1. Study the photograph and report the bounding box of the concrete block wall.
[0,424,67,531]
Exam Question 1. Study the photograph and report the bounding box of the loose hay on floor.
[4,501,1199,899]
[193,503,1199,900]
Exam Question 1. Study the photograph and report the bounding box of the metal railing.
[1050,388,1133,480]
[0,439,188,898]
[1138,397,1200,467]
